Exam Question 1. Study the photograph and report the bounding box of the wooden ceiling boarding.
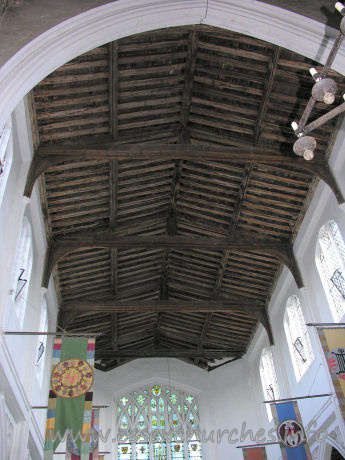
[28,25,344,371]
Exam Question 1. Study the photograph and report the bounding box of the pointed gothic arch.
[116,383,202,459]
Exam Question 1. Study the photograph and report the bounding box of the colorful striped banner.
[317,327,345,423]
[44,337,95,460]
[92,408,100,459]
[44,339,62,459]
[66,405,100,460]
[271,401,312,460]
[242,446,267,460]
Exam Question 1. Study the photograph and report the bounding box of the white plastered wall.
[0,98,59,459]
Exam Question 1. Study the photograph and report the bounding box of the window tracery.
[117,384,202,460]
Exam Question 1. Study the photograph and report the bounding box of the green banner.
[53,338,88,451]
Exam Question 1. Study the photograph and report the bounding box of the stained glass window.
[170,393,177,405]
[151,398,157,412]
[121,397,129,406]
[171,437,184,459]
[153,442,166,459]
[121,415,128,430]
[138,413,146,430]
[152,415,158,429]
[137,394,145,406]
[187,436,202,459]
[117,384,202,459]
[136,443,149,459]
[152,385,161,396]
[317,221,345,321]
[118,444,132,459]
[284,295,314,381]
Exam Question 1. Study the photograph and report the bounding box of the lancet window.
[117,384,202,460]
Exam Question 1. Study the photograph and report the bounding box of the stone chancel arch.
[1,0,345,129]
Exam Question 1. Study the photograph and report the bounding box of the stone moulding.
[0,0,344,129]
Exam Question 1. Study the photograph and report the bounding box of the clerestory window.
[317,220,345,322]
[13,216,33,327]
[259,347,280,421]
[117,384,202,460]
[35,298,48,385]
[284,295,314,381]
[0,120,13,204]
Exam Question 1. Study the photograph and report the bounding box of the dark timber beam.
[41,231,303,288]
[95,349,244,359]
[96,360,133,372]
[180,30,198,139]
[24,144,344,204]
[109,41,119,140]
[249,309,274,346]
[62,300,272,343]
[111,312,118,352]
[254,46,280,144]
[62,299,265,313]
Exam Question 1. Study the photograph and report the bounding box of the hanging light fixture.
[292,135,317,161]
[290,2,345,160]
[310,68,337,104]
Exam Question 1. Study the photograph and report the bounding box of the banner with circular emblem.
[43,337,96,460]
[270,401,312,460]
[51,358,94,399]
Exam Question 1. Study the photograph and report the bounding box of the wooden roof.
[29,25,344,371]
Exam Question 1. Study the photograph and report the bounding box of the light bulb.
[291,121,299,131]
[336,2,345,13]
[309,67,320,81]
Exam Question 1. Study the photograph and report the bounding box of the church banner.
[66,408,100,460]
[317,327,345,423]
[242,446,267,460]
[44,337,95,460]
[270,401,312,460]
